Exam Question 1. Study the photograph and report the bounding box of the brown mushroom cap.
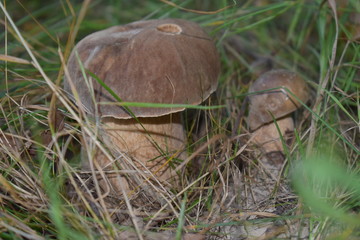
[248,69,309,130]
[64,18,220,119]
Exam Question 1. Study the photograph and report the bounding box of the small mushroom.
[247,69,309,154]
[64,19,220,194]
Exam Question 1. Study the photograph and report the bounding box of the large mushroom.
[247,69,309,154]
[64,19,220,194]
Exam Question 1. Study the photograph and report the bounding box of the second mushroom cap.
[248,69,309,130]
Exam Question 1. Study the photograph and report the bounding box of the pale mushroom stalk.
[88,113,186,195]
[101,113,186,179]
[251,117,294,154]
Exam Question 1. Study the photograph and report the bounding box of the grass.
[1,0,360,239]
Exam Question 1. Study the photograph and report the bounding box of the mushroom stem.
[91,112,186,194]
[105,112,186,173]
[251,116,294,154]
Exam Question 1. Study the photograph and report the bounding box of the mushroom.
[64,19,220,194]
[247,69,309,154]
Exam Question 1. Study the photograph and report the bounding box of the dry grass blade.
[0,212,45,240]
[0,54,31,64]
